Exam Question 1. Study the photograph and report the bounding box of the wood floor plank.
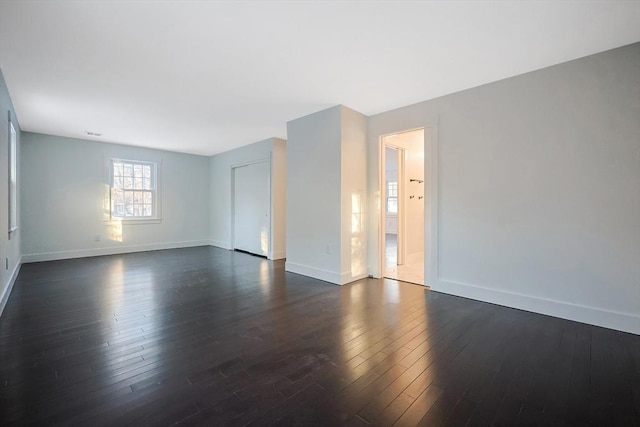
[0,246,638,426]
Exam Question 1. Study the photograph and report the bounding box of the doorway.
[381,129,425,285]
[232,160,270,257]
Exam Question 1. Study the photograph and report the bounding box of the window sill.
[105,218,162,225]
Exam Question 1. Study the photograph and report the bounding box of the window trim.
[107,158,162,224]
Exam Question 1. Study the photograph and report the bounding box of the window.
[110,159,158,219]
[387,181,398,214]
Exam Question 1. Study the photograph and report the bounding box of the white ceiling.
[1,1,639,156]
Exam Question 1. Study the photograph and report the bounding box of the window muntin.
[111,159,157,219]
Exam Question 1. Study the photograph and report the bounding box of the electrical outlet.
[325,245,331,254]
[95,234,101,242]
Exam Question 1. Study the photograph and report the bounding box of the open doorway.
[381,129,425,285]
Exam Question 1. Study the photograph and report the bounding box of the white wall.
[286,106,343,282]
[21,133,210,261]
[0,69,22,317]
[340,107,368,283]
[209,137,286,259]
[367,42,640,334]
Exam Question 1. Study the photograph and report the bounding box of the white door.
[233,161,270,256]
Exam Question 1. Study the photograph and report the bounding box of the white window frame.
[109,158,162,224]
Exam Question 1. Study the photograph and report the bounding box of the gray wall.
[21,133,210,260]
[286,106,343,283]
[368,42,640,333]
[0,69,21,317]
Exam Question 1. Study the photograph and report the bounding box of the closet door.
[233,161,269,256]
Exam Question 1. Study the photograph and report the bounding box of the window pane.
[111,160,157,219]
[124,190,133,203]
[387,182,398,197]
[112,189,123,203]
[387,198,398,214]
[124,191,134,216]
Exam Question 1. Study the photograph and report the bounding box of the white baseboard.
[0,256,22,319]
[22,240,211,263]
[285,262,368,286]
[270,251,286,260]
[285,261,341,285]
[210,239,231,250]
[340,271,369,285]
[431,279,640,335]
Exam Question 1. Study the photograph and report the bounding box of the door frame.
[231,158,272,258]
[378,127,436,286]
[381,145,406,273]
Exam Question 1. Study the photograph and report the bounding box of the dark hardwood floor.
[0,246,638,426]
